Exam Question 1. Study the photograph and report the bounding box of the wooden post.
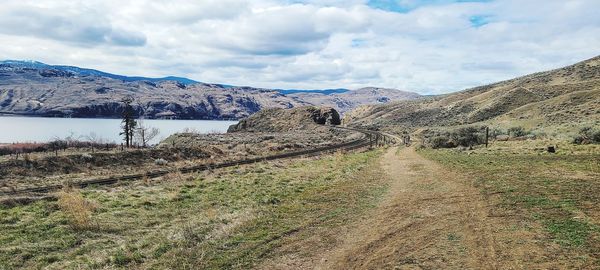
[485,126,489,148]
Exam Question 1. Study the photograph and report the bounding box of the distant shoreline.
[0,112,239,121]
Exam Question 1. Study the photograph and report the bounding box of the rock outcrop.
[228,106,341,133]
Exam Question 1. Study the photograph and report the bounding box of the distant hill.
[276,89,350,95]
[0,62,306,119]
[0,61,419,119]
[346,55,600,132]
[0,60,200,85]
[288,87,421,114]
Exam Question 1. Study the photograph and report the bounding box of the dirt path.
[260,146,552,269]
[314,146,500,269]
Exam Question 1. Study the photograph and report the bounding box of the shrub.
[430,136,453,149]
[57,188,96,230]
[593,130,600,143]
[425,126,485,148]
[573,127,600,144]
[154,158,168,165]
[508,126,527,137]
[452,126,483,147]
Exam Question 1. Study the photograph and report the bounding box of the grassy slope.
[420,142,600,267]
[346,55,600,134]
[0,150,387,269]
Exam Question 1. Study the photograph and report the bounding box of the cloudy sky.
[1,0,599,94]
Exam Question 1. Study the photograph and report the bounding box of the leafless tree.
[135,119,160,147]
[85,132,108,152]
[64,131,80,146]
[85,132,105,145]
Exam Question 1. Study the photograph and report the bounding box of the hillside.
[288,87,420,114]
[0,61,419,119]
[346,55,600,132]
[227,106,341,133]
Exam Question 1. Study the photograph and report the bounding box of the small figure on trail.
[402,132,411,146]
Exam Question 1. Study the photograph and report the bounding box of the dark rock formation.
[309,107,341,125]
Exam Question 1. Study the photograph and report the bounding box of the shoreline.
[0,113,240,121]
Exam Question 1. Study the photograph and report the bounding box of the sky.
[1,0,599,94]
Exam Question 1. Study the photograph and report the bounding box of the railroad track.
[0,127,394,196]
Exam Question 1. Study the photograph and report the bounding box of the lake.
[0,116,237,144]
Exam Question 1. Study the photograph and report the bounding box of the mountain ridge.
[0,60,420,119]
[0,60,200,85]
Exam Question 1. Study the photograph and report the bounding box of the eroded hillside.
[0,64,306,119]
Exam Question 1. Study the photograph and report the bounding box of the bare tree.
[64,131,80,147]
[85,132,105,145]
[135,119,160,147]
[85,132,108,152]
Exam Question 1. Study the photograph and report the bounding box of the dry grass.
[347,57,600,133]
[57,187,96,230]
[0,149,386,269]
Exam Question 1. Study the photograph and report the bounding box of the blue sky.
[367,0,492,12]
[0,0,599,94]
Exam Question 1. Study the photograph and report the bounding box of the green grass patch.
[0,149,387,269]
[419,147,600,260]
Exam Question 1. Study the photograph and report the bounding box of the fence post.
[485,126,489,148]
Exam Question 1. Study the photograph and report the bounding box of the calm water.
[0,116,237,144]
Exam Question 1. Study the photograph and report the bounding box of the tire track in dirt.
[315,146,499,269]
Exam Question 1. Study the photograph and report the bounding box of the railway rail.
[0,127,394,197]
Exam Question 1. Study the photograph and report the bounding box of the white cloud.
[0,0,599,94]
